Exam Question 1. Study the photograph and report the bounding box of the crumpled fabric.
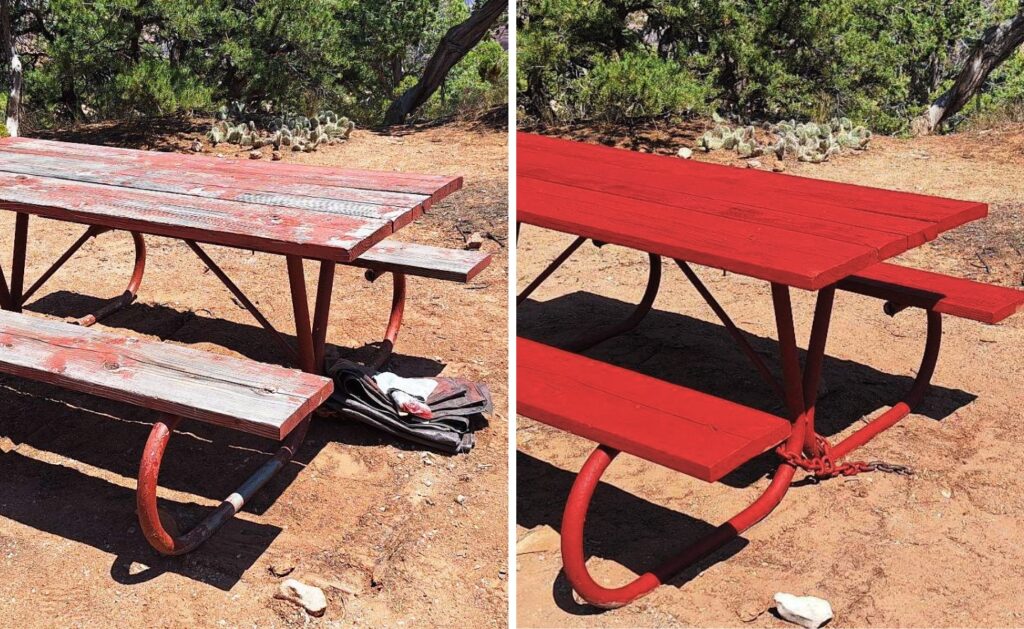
[323,359,492,454]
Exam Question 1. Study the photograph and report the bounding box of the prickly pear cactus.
[203,107,356,151]
[693,114,872,163]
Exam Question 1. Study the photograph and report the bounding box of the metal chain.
[776,435,914,480]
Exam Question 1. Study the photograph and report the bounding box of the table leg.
[9,212,29,311]
[311,261,336,372]
[286,255,317,374]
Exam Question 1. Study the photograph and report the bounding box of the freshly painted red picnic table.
[516,132,1022,609]
[518,131,985,289]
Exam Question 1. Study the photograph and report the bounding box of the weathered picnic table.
[0,137,490,554]
[516,131,1024,608]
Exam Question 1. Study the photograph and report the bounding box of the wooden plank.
[351,241,492,282]
[519,176,881,290]
[0,151,429,229]
[517,337,791,482]
[0,310,333,440]
[0,172,391,262]
[839,262,1024,324]
[519,133,987,231]
[0,137,463,205]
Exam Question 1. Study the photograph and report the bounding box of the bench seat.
[0,309,333,440]
[838,262,1024,324]
[351,240,492,282]
[517,337,791,482]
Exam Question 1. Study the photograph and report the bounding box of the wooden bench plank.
[838,262,1024,324]
[351,241,492,282]
[520,176,881,290]
[517,337,791,482]
[1,137,463,204]
[0,171,392,262]
[0,310,333,439]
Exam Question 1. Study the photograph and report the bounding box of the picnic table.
[516,131,1024,608]
[0,136,490,554]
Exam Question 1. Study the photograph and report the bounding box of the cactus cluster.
[698,117,872,163]
[206,103,355,153]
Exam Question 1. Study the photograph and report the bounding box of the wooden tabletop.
[518,132,987,290]
[0,137,463,263]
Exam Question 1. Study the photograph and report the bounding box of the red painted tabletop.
[0,137,463,263]
[518,132,987,290]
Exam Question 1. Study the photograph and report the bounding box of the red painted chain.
[776,435,914,480]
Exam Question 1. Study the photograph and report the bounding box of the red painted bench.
[0,309,333,555]
[518,337,790,482]
[839,262,1024,324]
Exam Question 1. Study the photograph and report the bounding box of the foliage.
[699,117,871,162]
[518,0,1024,133]
[2,0,507,128]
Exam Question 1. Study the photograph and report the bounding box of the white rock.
[276,578,327,617]
[774,592,833,629]
[677,147,693,159]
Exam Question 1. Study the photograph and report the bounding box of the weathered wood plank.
[0,137,463,204]
[351,240,492,282]
[0,310,333,440]
[0,151,429,228]
[0,171,392,262]
[518,337,791,482]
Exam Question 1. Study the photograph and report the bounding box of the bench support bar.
[137,413,311,555]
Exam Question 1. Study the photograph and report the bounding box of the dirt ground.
[0,118,508,627]
[517,122,1024,627]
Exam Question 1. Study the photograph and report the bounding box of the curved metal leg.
[564,254,661,352]
[830,310,942,460]
[75,231,146,327]
[137,413,311,555]
[562,438,802,608]
[364,270,406,371]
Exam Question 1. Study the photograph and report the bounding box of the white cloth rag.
[372,372,439,419]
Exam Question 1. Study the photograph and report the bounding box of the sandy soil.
[517,122,1024,627]
[0,118,508,627]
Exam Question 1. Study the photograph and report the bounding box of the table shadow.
[0,449,278,590]
[519,291,975,489]
[517,452,748,615]
[0,292,453,586]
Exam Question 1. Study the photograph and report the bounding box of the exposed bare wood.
[0,310,333,439]
[352,240,492,282]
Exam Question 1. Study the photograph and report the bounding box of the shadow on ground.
[0,292,448,590]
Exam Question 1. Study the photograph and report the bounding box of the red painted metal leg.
[830,310,942,460]
[311,261,336,372]
[137,413,311,555]
[8,213,29,312]
[565,253,661,352]
[74,231,146,327]
[517,235,587,305]
[363,270,407,371]
[286,256,318,374]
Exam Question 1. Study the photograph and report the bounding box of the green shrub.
[571,51,709,121]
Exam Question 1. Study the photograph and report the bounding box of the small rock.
[516,525,560,555]
[746,160,762,169]
[940,488,952,499]
[737,601,765,622]
[127,561,150,576]
[465,231,488,250]
[677,147,693,159]
[455,494,466,505]
[773,162,786,172]
[190,139,203,152]
[249,150,262,160]
[271,150,282,161]
[275,579,327,617]
[774,592,833,629]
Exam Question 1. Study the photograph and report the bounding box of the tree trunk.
[1,0,21,136]
[913,11,1024,135]
[384,0,506,125]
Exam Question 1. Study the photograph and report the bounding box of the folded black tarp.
[323,359,492,454]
